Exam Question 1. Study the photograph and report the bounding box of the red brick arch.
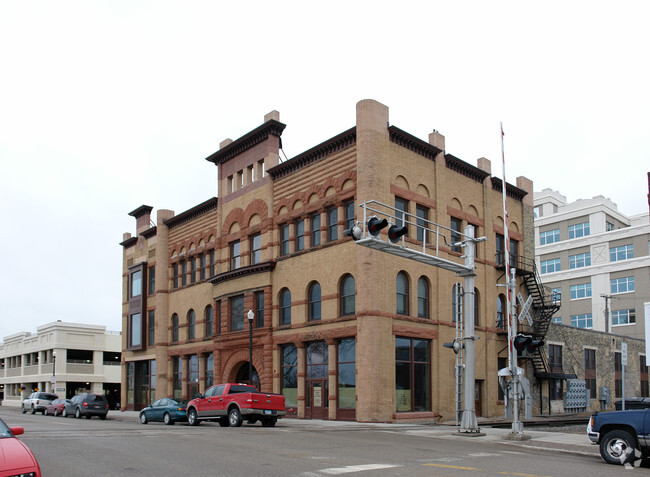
[222,208,246,236]
[245,199,269,224]
[221,349,265,384]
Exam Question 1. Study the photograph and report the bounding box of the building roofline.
[164,197,218,229]
[205,119,286,165]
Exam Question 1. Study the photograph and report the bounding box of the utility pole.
[601,294,619,333]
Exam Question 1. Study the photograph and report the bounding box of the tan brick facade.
[121,99,534,422]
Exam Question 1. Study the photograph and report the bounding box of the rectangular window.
[230,295,245,331]
[610,244,633,261]
[570,283,592,300]
[230,241,241,269]
[338,339,356,409]
[395,197,408,228]
[552,316,563,324]
[200,255,207,280]
[568,221,590,239]
[585,349,596,398]
[569,252,591,269]
[280,224,290,255]
[571,313,593,329]
[611,276,635,294]
[496,233,505,266]
[327,208,338,242]
[416,205,429,243]
[206,354,214,388]
[311,213,321,247]
[395,337,430,412]
[509,239,519,268]
[190,258,196,283]
[173,263,179,289]
[612,309,636,326]
[129,313,142,348]
[250,233,262,264]
[131,270,142,297]
[148,266,155,295]
[541,258,561,274]
[295,220,304,252]
[549,344,563,400]
[255,291,264,328]
[540,229,560,245]
[209,250,215,277]
[172,357,182,399]
[344,201,355,229]
[181,261,187,286]
[551,288,562,302]
[281,345,298,409]
[606,221,615,232]
[147,310,155,347]
[450,217,462,253]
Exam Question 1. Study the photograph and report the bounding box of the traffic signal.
[343,224,362,241]
[367,216,388,237]
[513,334,532,353]
[443,339,462,354]
[388,224,408,243]
[526,337,544,353]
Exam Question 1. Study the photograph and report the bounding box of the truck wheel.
[21,405,26,414]
[262,418,277,427]
[218,417,229,427]
[31,406,36,415]
[187,408,200,426]
[228,408,243,427]
[600,430,638,465]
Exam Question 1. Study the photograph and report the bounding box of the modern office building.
[534,189,650,339]
[0,321,122,408]
[120,99,554,422]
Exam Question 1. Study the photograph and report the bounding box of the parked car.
[0,417,42,476]
[21,392,59,415]
[186,383,285,427]
[587,408,650,464]
[44,398,71,416]
[139,398,188,425]
[63,393,109,420]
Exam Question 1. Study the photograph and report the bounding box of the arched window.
[205,305,213,337]
[474,288,480,327]
[497,294,506,329]
[280,289,292,325]
[308,282,321,321]
[396,272,409,315]
[171,314,179,342]
[187,309,196,340]
[417,277,429,318]
[340,275,355,316]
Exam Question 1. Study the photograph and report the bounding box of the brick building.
[120,99,545,422]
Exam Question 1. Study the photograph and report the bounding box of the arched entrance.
[234,363,260,391]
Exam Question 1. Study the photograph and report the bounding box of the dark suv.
[63,393,109,420]
[22,392,59,414]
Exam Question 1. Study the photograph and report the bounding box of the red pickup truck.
[186,383,286,427]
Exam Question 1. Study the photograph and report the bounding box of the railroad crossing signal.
[517,293,533,326]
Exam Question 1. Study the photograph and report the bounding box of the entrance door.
[306,379,328,419]
[475,380,483,417]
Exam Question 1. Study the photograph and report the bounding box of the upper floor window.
[173,263,179,289]
[200,255,207,280]
[568,222,590,239]
[181,261,187,286]
[230,241,241,269]
[250,233,262,265]
[311,213,321,247]
[552,316,562,324]
[340,275,355,316]
[606,221,615,231]
[612,309,636,326]
[496,233,505,266]
[395,197,408,227]
[255,291,265,327]
[569,252,591,269]
[611,276,634,294]
[345,201,355,230]
[148,310,155,347]
[130,270,142,297]
[551,287,562,302]
[417,277,429,318]
[540,229,560,245]
[171,314,179,342]
[327,208,338,242]
[205,305,213,337]
[280,289,292,325]
[509,239,519,268]
[295,220,305,252]
[541,258,561,274]
[187,309,196,340]
[416,205,429,243]
[280,224,290,256]
[148,266,155,294]
[230,295,244,331]
[209,250,215,276]
[571,313,593,329]
[396,272,409,315]
[570,283,591,300]
[450,217,462,253]
[190,258,197,284]
[308,282,321,321]
[128,313,142,348]
[496,294,506,329]
[610,244,633,262]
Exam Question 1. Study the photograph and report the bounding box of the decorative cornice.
[490,177,528,201]
[164,197,218,229]
[141,226,157,239]
[444,154,490,184]
[268,127,356,179]
[205,120,286,165]
[128,205,153,218]
[208,261,276,285]
[120,236,138,248]
[388,126,442,161]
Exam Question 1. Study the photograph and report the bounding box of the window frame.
[308,282,322,322]
[250,233,262,265]
[396,272,409,316]
[340,275,355,316]
[229,295,245,331]
[280,289,292,325]
[230,241,241,270]
[327,207,338,242]
[417,277,429,319]
[310,213,321,247]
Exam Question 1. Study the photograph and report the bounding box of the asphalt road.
[0,408,639,477]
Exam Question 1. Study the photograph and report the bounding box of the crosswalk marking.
[319,464,401,474]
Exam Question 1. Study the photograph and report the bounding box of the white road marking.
[319,463,402,474]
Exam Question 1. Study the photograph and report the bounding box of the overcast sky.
[1,1,648,340]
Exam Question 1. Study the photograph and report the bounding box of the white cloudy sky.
[1,1,648,339]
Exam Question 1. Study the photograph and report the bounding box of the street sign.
[50,376,56,385]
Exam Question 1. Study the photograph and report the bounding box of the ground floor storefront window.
[126,359,156,411]
[281,345,297,411]
[395,337,430,412]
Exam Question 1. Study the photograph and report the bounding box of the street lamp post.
[51,351,57,393]
[247,309,254,388]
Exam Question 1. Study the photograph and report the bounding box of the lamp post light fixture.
[247,309,254,388]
